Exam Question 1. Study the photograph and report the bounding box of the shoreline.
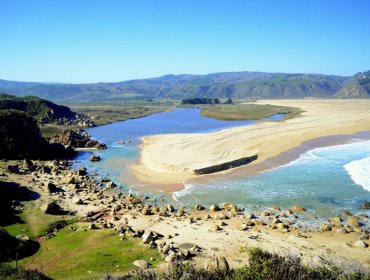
[1,160,369,273]
[128,131,370,193]
[132,100,370,187]
[187,130,370,187]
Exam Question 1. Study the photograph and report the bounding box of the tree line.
[181,97,233,105]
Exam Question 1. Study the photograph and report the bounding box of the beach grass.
[201,103,302,121]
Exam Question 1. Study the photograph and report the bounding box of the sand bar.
[132,100,370,186]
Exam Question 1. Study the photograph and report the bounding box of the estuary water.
[75,108,370,220]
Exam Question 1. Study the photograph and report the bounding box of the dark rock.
[41,166,51,174]
[89,155,101,162]
[41,201,63,215]
[5,164,19,174]
[44,182,58,193]
[106,181,117,189]
[86,211,95,217]
[195,204,205,211]
[167,204,175,212]
[209,204,220,212]
[0,110,74,160]
[77,168,87,176]
[22,159,34,170]
[142,231,155,244]
[362,201,370,210]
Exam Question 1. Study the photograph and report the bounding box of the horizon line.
[0,69,361,85]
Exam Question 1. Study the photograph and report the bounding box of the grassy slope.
[1,176,161,280]
[201,103,302,121]
[19,224,161,280]
[4,199,74,240]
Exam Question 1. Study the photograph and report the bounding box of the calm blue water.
[83,108,282,145]
[74,108,283,190]
[75,108,370,220]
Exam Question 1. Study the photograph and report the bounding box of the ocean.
[75,108,370,221]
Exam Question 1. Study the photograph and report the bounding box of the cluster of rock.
[54,114,96,127]
[47,129,107,149]
[1,159,369,269]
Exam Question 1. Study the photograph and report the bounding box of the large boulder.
[142,231,155,244]
[89,155,101,162]
[22,159,34,170]
[44,182,58,193]
[133,259,150,269]
[204,256,229,272]
[209,204,221,212]
[347,216,360,228]
[41,201,63,215]
[362,201,370,209]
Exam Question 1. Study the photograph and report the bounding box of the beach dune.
[132,100,370,185]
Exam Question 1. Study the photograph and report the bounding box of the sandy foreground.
[132,99,370,186]
[3,170,370,271]
[2,161,369,274]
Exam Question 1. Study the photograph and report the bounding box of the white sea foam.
[344,157,370,192]
[279,139,370,169]
[172,182,195,201]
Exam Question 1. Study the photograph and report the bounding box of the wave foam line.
[344,157,370,192]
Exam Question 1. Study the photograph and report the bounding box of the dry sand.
[127,213,370,269]
[3,162,369,272]
[132,99,370,186]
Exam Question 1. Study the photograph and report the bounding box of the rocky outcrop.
[89,155,101,162]
[0,93,96,126]
[40,201,64,215]
[334,71,370,98]
[47,129,107,149]
[0,110,75,159]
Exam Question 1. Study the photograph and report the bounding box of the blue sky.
[0,0,369,83]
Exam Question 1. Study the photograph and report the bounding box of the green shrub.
[0,263,51,280]
[118,247,370,280]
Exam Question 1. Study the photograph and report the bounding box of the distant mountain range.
[1,71,369,102]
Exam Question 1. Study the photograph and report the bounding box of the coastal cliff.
[0,110,74,159]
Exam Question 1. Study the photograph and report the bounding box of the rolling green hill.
[0,71,366,102]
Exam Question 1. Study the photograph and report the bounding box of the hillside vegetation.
[0,71,359,102]
[0,94,78,124]
[335,71,370,98]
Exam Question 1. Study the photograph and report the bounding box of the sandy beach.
[2,163,369,272]
[132,99,370,186]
